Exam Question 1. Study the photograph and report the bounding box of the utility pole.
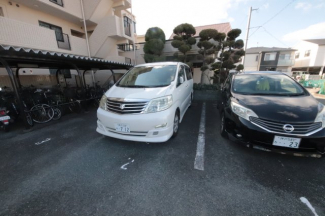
[242,6,258,69]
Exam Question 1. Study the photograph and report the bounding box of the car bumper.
[225,113,325,157]
[96,107,175,143]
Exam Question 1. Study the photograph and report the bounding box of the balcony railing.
[117,43,137,51]
[125,57,132,64]
[49,0,64,7]
[278,59,295,66]
[56,33,71,50]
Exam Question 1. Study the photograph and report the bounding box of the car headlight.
[144,95,173,113]
[315,103,325,128]
[231,101,258,121]
[99,95,107,110]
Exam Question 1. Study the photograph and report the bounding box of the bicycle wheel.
[30,104,54,123]
[25,112,34,126]
[68,101,82,113]
[52,107,62,120]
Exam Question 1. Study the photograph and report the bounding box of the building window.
[304,50,310,57]
[279,54,291,60]
[124,16,132,37]
[295,52,300,59]
[39,21,71,50]
[133,21,136,33]
[39,21,64,41]
[0,7,4,17]
[49,0,64,7]
[264,53,276,61]
[255,55,259,61]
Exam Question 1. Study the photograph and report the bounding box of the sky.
[132,0,325,48]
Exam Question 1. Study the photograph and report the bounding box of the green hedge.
[193,83,220,91]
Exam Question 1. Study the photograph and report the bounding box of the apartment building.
[135,23,232,83]
[0,0,137,64]
[244,47,296,74]
[293,39,325,75]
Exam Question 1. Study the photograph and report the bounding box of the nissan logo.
[283,124,294,133]
[120,104,126,110]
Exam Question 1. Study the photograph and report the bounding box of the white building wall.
[244,54,259,71]
[294,41,319,67]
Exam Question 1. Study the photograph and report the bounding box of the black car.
[219,71,325,157]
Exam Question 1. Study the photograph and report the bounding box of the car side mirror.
[179,77,184,84]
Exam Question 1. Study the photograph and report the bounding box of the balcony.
[278,59,295,66]
[125,57,132,64]
[117,43,137,52]
[49,0,64,7]
[112,0,131,10]
[0,17,88,56]
[56,33,71,50]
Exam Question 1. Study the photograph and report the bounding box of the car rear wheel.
[220,113,228,139]
[172,111,180,138]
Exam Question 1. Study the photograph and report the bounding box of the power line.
[261,27,289,47]
[249,0,297,38]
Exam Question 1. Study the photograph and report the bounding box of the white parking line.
[194,102,206,171]
[35,138,51,145]
[121,159,135,170]
[300,197,319,216]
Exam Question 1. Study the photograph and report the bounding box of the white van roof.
[135,62,186,67]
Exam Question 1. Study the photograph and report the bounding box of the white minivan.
[96,62,194,142]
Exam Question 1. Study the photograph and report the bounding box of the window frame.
[39,21,64,42]
[255,55,259,61]
[295,52,300,59]
[0,7,4,17]
[177,66,186,87]
[185,66,193,80]
[123,16,132,37]
[264,53,276,61]
[304,50,310,57]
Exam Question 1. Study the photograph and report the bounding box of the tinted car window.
[185,66,192,80]
[233,74,305,95]
[177,66,186,87]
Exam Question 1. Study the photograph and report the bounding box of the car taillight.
[0,110,5,115]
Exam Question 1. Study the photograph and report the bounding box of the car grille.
[249,117,322,136]
[106,98,149,114]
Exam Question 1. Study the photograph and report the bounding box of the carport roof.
[0,45,133,70]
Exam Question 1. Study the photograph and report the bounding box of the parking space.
[0,100,324,216]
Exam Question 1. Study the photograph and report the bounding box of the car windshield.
[117,65,177,88]
[232,74,305,96]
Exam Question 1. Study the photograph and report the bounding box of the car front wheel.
[172,111,180,138]
[220,113,228,139]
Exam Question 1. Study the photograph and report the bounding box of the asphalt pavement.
[0,101,324,216]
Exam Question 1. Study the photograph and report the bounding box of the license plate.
[0,116,10,121]
[273,136,301,149]
[115,123,130,133]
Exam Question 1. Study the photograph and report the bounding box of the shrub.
[193,83,220,91]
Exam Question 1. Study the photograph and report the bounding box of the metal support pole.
[70,63,88,112]
[83,70,91,88]
[110,69,116,84]
[15,67,22,88]
[0,58,30,129]
[91,70,96,88]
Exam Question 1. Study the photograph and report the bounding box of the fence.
[299,79,325,95]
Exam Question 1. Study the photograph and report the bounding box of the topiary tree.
[171,23,197,64]
[197,29,219,83]
[212,29,245,83]
[143,27,166,63]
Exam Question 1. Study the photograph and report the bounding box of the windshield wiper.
[118,85,169,88]
[236,92,304,96]
[118,85,147,88]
